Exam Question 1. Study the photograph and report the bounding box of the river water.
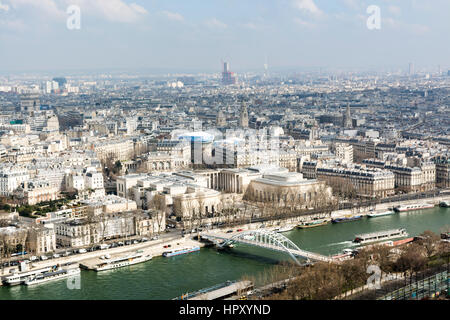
[1,207,449,300]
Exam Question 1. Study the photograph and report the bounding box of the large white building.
[0,168,30,196]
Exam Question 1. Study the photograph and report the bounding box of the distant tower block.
[409,62,415,76]
[222,61,236,85]
[240,102,249,128]
[216,110,226,127]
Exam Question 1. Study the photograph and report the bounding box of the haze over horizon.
[1,0,449,74]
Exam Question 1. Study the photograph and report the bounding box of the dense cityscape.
[0,0,448,307]
[0,65,448,300]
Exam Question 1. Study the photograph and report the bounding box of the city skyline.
[1,0,450,73]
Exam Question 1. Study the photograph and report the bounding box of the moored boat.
[163,246,200,257]
[394,203,434,212]
[275,225,295,233]
[439,201,450,208]
[24,267,81,286]
[94,250,153,271]
[2,267,53,286]
[331,215,363,223]
[367,210,395,218]
[297,220,328,229]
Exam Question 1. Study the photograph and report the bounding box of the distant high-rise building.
[409,62,415,76]
[44,81,59,94]
[264,56,269,78]
[239,102,248,128]
[53,77,67,89]
[222,61,236,85]
[448,70,450,77]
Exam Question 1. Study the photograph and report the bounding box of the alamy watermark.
[366,264,382,289]
[366,5,381,30]
[66,273,81,290]
[67,5,81,30]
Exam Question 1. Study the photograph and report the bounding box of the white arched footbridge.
[201,230,333,265]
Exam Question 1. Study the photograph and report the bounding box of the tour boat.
[2,267,53,286]
[24,267,81,286]
[367,210,395,218]
[297,220,328,229]
[275,225,295,233]
[439,201,450,208]
[331,215,363,223]
[94,250,153,271]
[353,228,408,244]
[393,203,434,212]
[163,246,200,257]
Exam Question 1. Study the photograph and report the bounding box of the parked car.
[150,236,159,241]
[30,256,38,261]
[40,255,48,261]
[132,240,138,244]
[53,254,60,258]
[99,244,110,250]
[226,230,233,233]
[117,242,124,246]
[141,237,149,242]
[237,229,243,232]
[78,249,87,254]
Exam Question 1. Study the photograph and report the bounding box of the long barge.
[367,210,395,218]
[332,215,363,224]
[297,219,328,229]
[94,250,153,271]
[24,267,80,286]
[163,246,200,257]
[2,266,53,286]
[394,203,434,212]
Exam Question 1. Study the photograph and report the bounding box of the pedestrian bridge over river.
[201,230,333,265]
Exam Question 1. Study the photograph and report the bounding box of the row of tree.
[244,230,449,300]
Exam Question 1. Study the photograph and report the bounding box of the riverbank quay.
[0,236,204,281]
[206,195,450,235]
[79,238,203,270]
[1,194,448,284]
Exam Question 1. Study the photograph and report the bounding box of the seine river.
[1,207,449,300]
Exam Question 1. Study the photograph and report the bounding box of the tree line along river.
[0,206,448,300]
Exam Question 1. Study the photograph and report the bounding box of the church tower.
[342,103,352,128]
[216,110,226,127]
[239,102,249,128]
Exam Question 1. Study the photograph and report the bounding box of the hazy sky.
[0,0,449,73]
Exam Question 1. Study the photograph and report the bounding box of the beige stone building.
[434,155,450,188]
[93,139,134,162]
[172,187,223,220]
[316,165,395,198]
[385,163,436,193]
[244,172,332,209]
[27,226,56,254]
